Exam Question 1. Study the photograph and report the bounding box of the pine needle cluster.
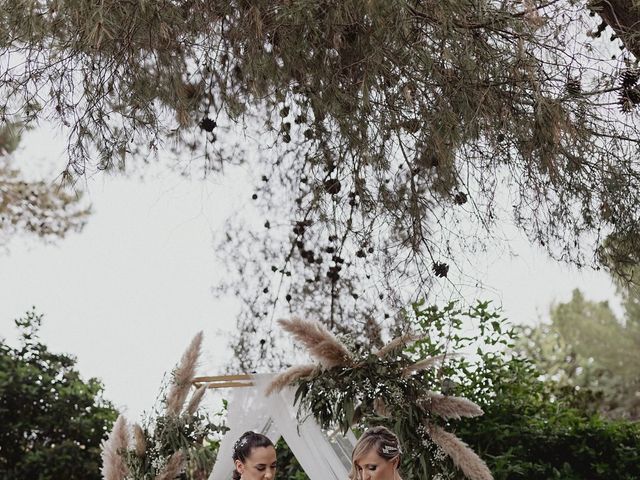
[3,0,640,369]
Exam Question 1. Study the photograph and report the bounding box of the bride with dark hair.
[350,426,403,480]
[232,431,277,480]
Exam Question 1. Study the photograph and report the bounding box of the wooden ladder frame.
[192,374,254,389]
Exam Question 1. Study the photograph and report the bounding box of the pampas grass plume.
[373,397,390,417]
[185,385,207,416]
[427,423,493,480]
[133,423,147,458]
[420,392,483,420]
[101,414,130,480]
[266,364,317,396]
[278,318,352,368]
[375,332,423,358]
[155,451,185,480]
[402,354,449,377]
[166,331,203,415]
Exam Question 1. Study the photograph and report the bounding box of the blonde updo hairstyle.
[349,426,402,480]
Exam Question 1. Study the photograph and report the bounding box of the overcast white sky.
[0,126,621,419]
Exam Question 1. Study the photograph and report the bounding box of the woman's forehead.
[355,448,384,465]
[247,445,277,463]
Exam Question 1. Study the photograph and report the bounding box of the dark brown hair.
[232,431,274,480]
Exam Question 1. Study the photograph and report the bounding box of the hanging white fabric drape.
[208,373,356,480]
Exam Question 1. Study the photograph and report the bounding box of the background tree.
[0,309,118,480]
[592,0,640,59]
[3,1,640,367]
[516,287,640,419]
[0,123,90,247]
[453,312,640,480]
[599,231,640,316]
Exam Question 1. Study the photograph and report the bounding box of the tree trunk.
[592,0,640,59]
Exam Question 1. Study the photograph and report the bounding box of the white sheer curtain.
[209,373,356,480]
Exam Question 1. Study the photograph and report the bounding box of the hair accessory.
[382,444,401,455]
[233,436,249,452]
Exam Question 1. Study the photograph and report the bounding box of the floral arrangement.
[101,333,227,480]
[267,317,493,480]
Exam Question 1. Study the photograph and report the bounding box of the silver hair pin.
[234,437,249,452]
[382,445,401,455]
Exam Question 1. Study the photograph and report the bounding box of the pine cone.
[324,178,342,195]
[618,86,640,113]
[454,192,468,205]
[199,117,216,132]
[621,69,640,89]
[432,262,449,278]
[566,78,581,96]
